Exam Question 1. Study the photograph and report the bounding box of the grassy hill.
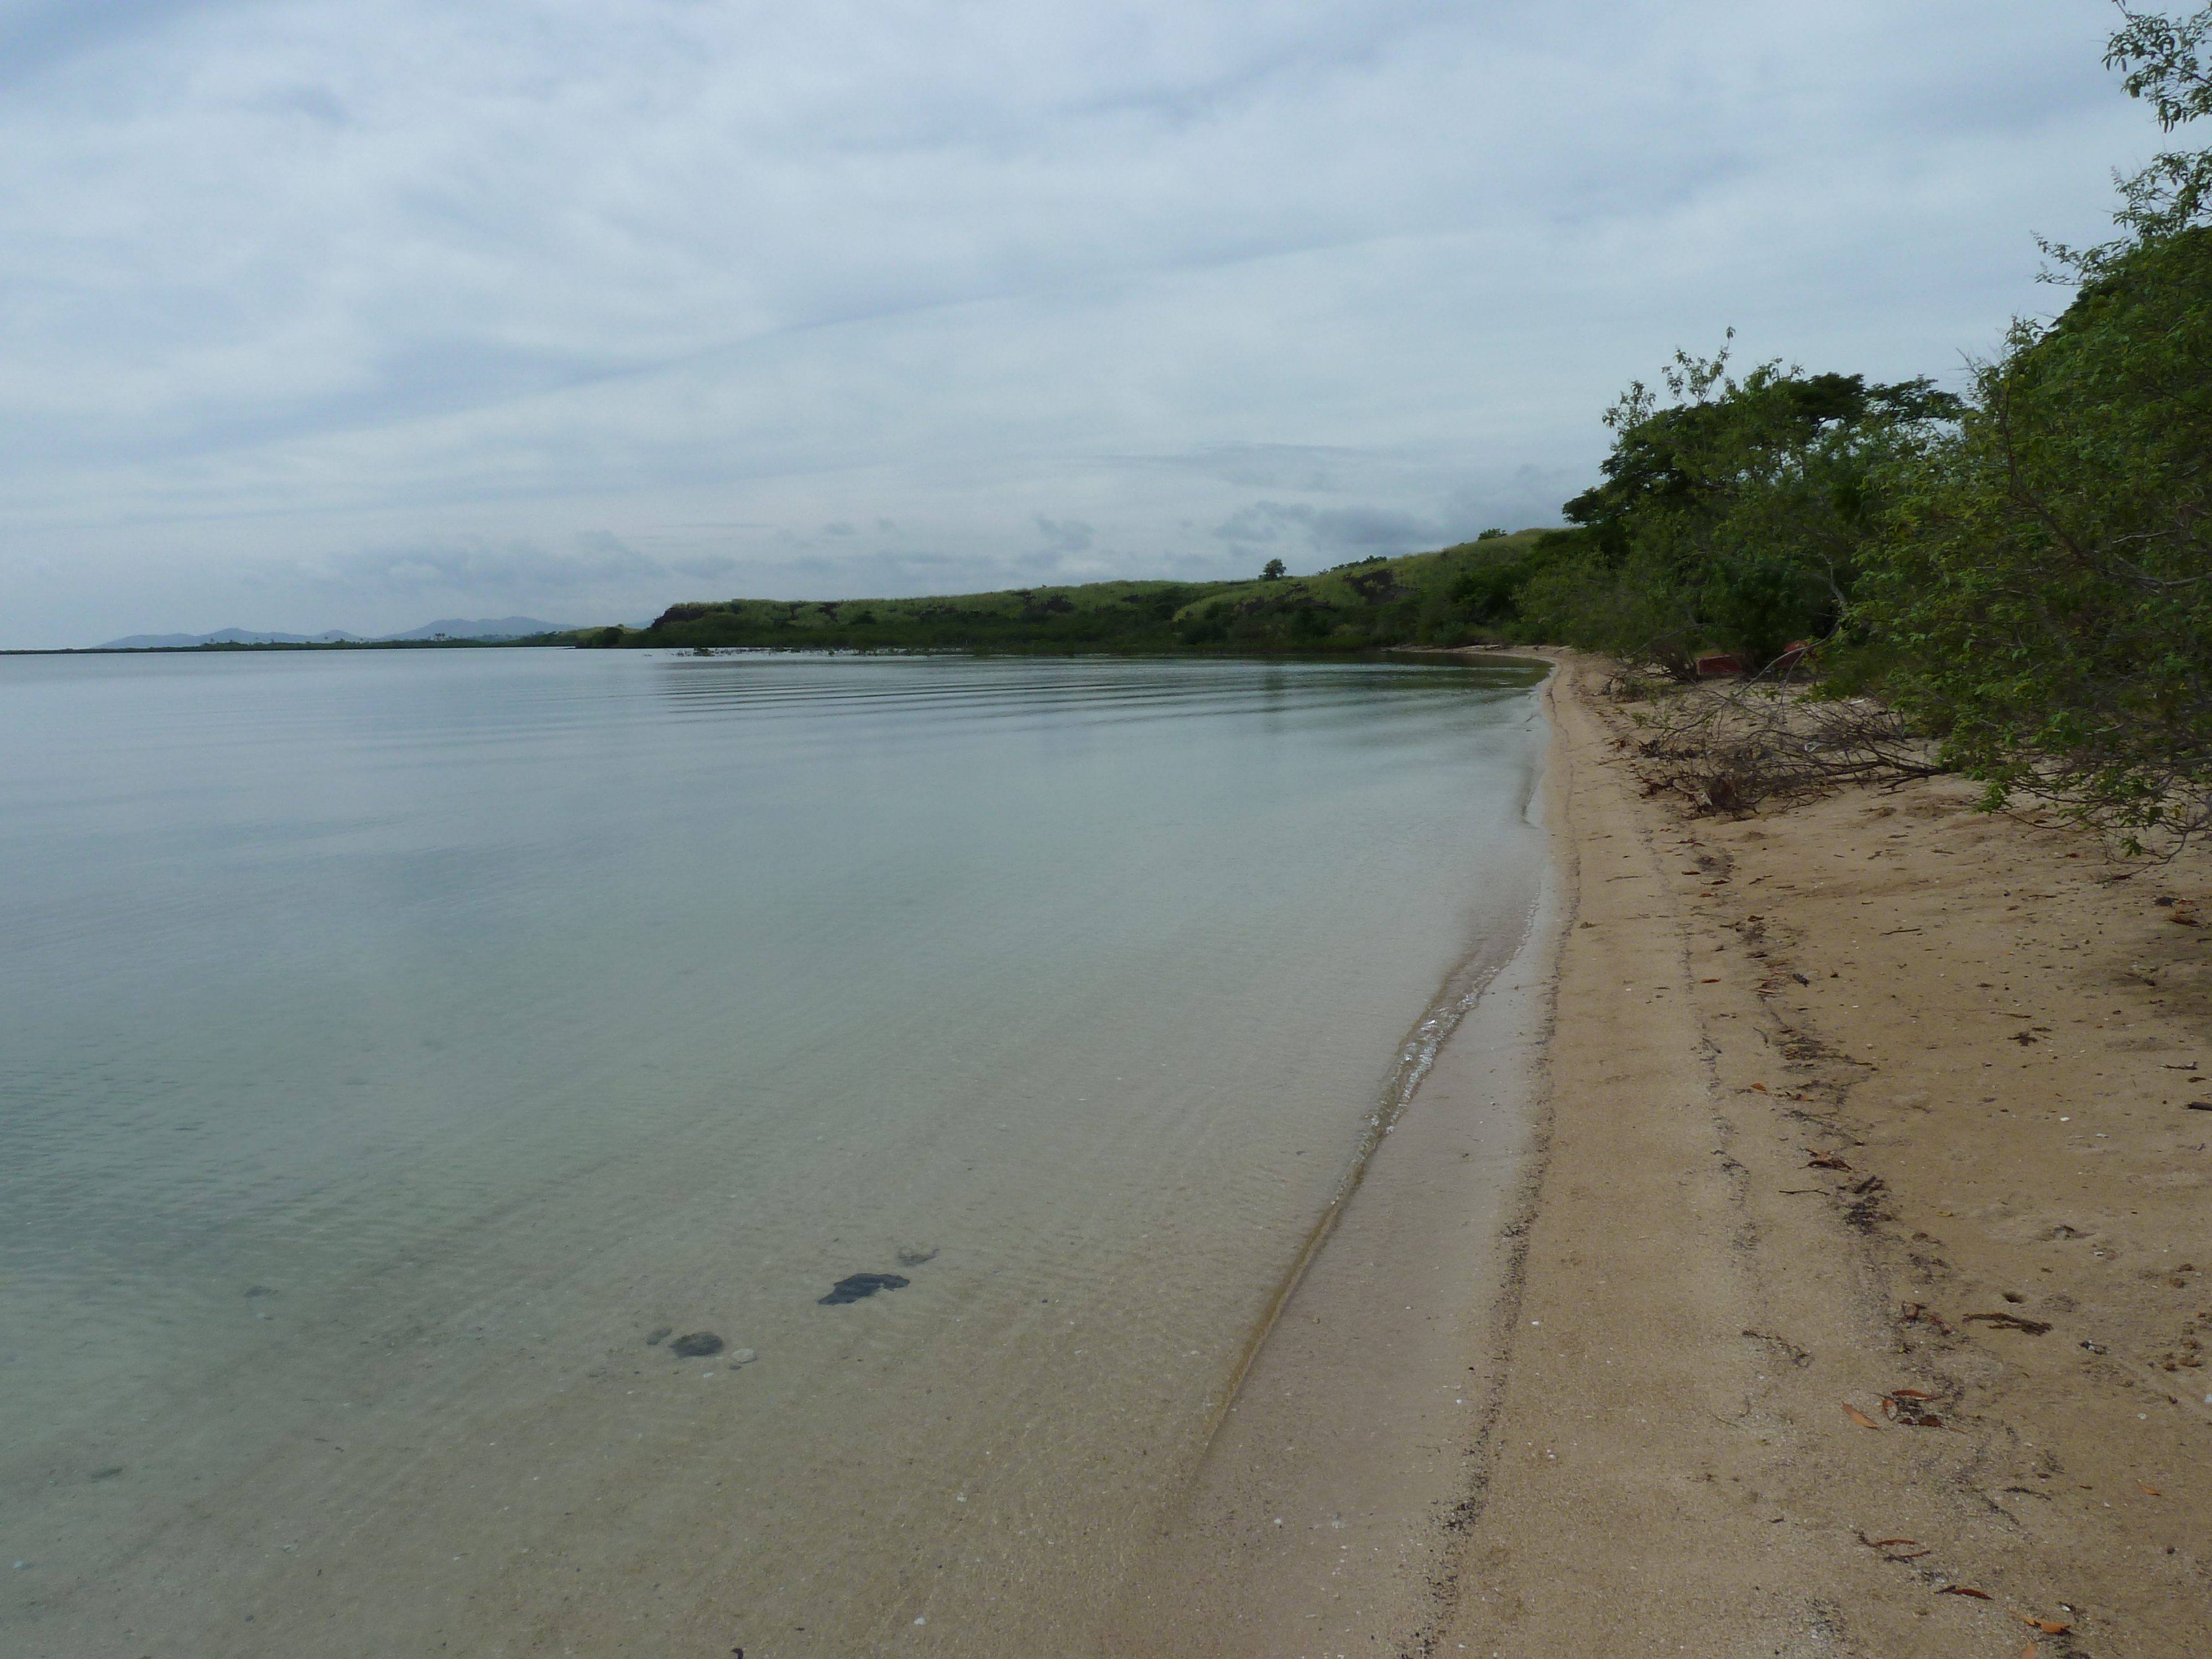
[582,530,1553,653]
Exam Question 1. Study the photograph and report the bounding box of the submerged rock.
[645,1326,672,1346]
[894,1245,938,1267]
[669,1331,725,1358]
[818,1272,910,1306]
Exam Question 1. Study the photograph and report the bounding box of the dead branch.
[1615,674,1945,815]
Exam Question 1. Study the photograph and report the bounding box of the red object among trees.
[1697,640,1812,677]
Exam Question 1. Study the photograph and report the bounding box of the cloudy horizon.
[0,1,2160,646]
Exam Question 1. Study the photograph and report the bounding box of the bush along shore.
[600,8,2212,846]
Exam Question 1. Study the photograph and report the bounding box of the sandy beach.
[1121,649,2210,1656]
[1445,653,2212,1655]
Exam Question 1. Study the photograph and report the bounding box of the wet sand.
[1110,747,1557,1655]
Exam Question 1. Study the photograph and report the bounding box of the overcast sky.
[0,0,2163,645]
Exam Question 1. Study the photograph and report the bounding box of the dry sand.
[1443,652,2211,1657]
[1122,649,2210,1656]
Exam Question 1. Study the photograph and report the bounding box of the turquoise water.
[0,648,1546,1657]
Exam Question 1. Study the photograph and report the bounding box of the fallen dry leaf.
[2138,1481,2162,1496]
[1750,1083,1768,1092]
[2022,1645,2037,1659]
[1879,1391,1946,1426]
[2018,1616,2072,1635]
[1962,1311,2053,1335]
[1856,1532,1930,1561]
[1900,1302,1954,1334]
[1938,1585,1992,1599]
[1842,1403,1880,1430]
[1807,1152,1853,1170]
[1700,977,1719,983]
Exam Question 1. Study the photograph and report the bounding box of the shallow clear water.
[0,648,1546,1657]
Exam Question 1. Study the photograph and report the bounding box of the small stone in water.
[818,1272,910,1306]
[895,1245,939,1267]
[645,1327,672,1346]
[670,1331,725,1358]
[728,1348,758,1365]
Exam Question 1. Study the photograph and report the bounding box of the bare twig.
[1615,671,1944,815]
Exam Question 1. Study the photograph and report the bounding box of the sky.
[0,0,2167,645]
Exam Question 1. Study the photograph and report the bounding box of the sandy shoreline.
[1116,648,2210,1655]
[1438,652,2210,1656]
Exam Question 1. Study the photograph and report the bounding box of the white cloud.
[0,0,2158,643]
[304,530,666,597]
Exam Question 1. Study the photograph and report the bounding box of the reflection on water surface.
[0,648,1545,1658]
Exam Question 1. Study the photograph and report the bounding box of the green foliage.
[1450,559,1533,622]
[1535,340,1959,675]
[2102,4,2212,244]
[1260,558,1287,581]
[1860,226,2212,841]
[1165,535,1559,649]
[2043,7,2212,278]
[635,582,1220,653]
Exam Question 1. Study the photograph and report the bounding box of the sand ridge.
[1441,653,2211,1657]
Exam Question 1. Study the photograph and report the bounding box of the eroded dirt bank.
[1443,652,2211,1657]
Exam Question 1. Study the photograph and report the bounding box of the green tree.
[1260,558,1287,581]
[2102,4,2212,243]
[1536,339,1957,675]
[1861,226,2212,843]
[1853,4,2212,845]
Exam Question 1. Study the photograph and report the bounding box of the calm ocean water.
[0,648,1546,1657]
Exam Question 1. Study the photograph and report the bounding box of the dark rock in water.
[669,1331,724,1358]
[645,1326,672,1346]
[818,1272,911,1306]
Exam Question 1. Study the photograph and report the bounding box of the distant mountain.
[96,618,580,649]
[372,617,581,641]
[98,628,369,648]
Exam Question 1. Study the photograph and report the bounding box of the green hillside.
[582,530,1551,653]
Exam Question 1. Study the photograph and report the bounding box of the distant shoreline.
[0,635,577,657]
[2,638,1531,661]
